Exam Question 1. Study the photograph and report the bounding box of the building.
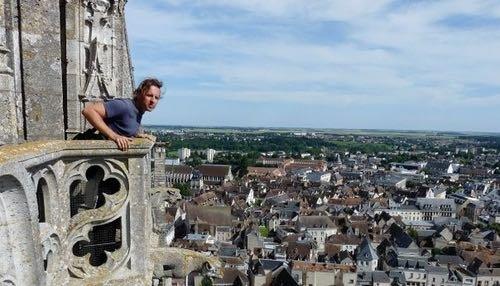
[306,171,332,183]
[374,205,423,222]
[205,148,216,163]
[0,1,216,284]
[152,143,167,187]
[416,198,456,221]
[327,234,362,254]
[0,0,160,284]
[165,158,180,166]
[298,216,338,251]
[165,165,194,185]
[356,237,378,273]
[246,167,286,178]
[197,164,233,185]
[291,261,357,286]
[356,271,390,286]
[178,148,191,161]
[284,159,328,172]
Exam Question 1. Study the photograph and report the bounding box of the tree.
[431,248,443,256]
[491,223,500,235]
[187,155,203,167]
[259,226,269,237]
[201,276,213,286]
[407,227,418,240]
[173,183,192,197]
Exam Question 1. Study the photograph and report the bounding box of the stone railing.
[0,139,154,285]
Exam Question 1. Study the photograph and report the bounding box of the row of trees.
[155,133,394,156]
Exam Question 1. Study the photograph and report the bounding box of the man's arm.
[82,102,132,151]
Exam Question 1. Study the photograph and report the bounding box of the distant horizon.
[143,123,500,136]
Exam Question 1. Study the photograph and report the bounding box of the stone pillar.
[128,153,152,277]
[0,175,41,285]
[0,0,20,144]
[153,143,167,187]
[19,0,65,140]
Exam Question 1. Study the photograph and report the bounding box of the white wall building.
[205,148,216,163]
[178,148,191,161]
[298,216,337,251]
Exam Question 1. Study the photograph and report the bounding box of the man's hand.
[112,135,133,151]
[136,133,156,142]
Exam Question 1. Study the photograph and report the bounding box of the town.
[146,127,500,286]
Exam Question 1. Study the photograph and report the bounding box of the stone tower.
[152,142,167,187]
[0,1,220,285]
[0,1,153,285]
[0,0,134,144]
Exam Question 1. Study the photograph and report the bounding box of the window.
[36,178,49,223]
[72,217,122,266]
[70,166,120,217]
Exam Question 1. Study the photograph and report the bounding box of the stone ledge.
[0,139,155,167]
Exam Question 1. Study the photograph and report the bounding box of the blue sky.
[126,0,500,132]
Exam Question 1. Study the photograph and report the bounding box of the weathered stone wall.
[0,139,154,285]
[65,0,134,138]
[20,0,65,141]
[0,0,23,144]
[0,0,134,143]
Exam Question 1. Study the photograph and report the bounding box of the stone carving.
[64,158,130,280]
[0,44,12,75]
[150,248,222,279]
[0,174,40,285]
[39,223,61,272]
[80,0,117,100]
[149,187,182,209]
[0,0,12,75]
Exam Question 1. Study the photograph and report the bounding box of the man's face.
[137,85,161,112]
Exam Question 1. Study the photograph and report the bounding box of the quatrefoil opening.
[69,165,121,217]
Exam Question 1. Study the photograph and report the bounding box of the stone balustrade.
[0,139,154,285]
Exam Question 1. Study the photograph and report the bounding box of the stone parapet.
[0,139,154,285]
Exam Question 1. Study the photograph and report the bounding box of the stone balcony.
[0,139,154,285]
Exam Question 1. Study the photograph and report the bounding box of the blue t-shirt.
[104,98,143,137]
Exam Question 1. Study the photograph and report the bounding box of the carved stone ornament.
[63,158,130,280]
[80,0,117,100]
[0,44,13,75]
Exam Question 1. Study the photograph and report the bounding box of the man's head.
[133,78,163,112]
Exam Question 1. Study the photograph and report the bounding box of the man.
[82,78,162,151]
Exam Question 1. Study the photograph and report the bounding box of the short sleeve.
[104,99,128,119]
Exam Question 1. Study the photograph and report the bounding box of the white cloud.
[127,0,500,130]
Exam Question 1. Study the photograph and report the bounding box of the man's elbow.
[82,107,92,119]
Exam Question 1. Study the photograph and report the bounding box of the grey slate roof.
[434,255,465,266]
[372,271,391,283]
[356,237,378,261]
[358,271,390,283]
[299,215,336,229]
[416,198,456,212]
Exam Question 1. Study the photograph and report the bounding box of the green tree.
[491,223,500,235]
[259,226,269,237]
[201,276,213,286]
[431,248,443,256]
[407,227,418,240]
[174,183,192,197]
